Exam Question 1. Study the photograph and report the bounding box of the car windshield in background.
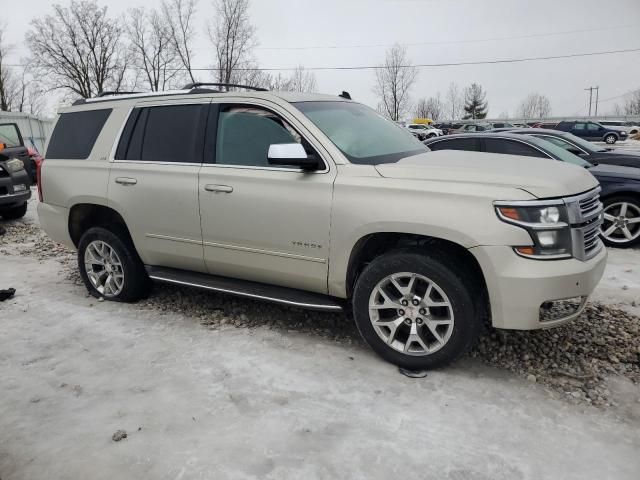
[0,124,22,148]
[293,101,427,164]
[527,135,593,167]
[559,132,608,153]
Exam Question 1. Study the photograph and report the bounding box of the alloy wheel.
[601,202,640,244]
[368,272,455,356]
[84,240,125,297]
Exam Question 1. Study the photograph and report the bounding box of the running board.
[145,266,345,312]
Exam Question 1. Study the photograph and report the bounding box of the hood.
[589,163,640,181]
[374,151,599,199]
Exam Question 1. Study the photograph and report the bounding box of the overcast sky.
[5,0,640,118]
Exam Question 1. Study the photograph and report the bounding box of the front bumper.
[0,173,31,207]
[470,245,607,330]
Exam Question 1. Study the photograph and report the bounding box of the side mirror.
[268,143,319,170]
[0,143,6,152]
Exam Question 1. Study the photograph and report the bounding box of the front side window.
[293,101,425,165]
[484,139,547,158]
[428,138,479,152]
[117,104,205,163]
[587,122,602,131]
[533,135,585,154]
[47,109,111,159]
[215,105,309,168]
[0,124,22,148]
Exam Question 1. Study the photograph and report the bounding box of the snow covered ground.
[1,199,639,480]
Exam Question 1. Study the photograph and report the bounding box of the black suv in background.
[553,120,628,145]
[0,123,38,183]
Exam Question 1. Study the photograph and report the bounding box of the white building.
[0,111,54,154]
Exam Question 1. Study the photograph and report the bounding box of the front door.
[108,101,209,272]
[198,102,335,294]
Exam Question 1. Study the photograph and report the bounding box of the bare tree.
[374,44,417,121]
[445,82,463,120]
[517,92,552,119]
[287,66,317,93]
[0,27,20,111]
[207,0,257,87]
[162,0,198,84]
[26,1,128,98]
[126,7,182,91]
[415,94,444,121]
[614,89,640,115]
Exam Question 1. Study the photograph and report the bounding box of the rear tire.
[0,202,28,220]
[78,226,150,302]
[352,249,481,369]
[604,134,617,144]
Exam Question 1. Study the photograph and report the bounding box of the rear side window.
[484,139,547,158]
[46,109,111,159]
[428,138,479,152]
[116,104,206,163]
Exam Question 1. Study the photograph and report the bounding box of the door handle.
[204,184,233,193]
[115,177,137,186]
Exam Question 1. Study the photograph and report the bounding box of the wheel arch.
[68,203,134,248]
[342,232,489,306]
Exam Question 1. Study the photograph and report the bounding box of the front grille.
[567,188,603,261]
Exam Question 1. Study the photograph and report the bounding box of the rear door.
[108,100,209,272]
[197,101,335,294]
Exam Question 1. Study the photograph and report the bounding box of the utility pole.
[585,86,600,116]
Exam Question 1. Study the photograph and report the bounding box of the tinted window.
[216,105,302,167]
[587,123,601,131]
[428,138,479,151]
[484,139,547,158]
[46,109,111,159]
[574,123,587,131]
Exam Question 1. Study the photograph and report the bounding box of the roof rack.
[181,82,268,92]
[96,91,143,97]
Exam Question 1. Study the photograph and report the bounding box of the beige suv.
[38,84,607,369]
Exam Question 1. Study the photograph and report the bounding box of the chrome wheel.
[368,272,455,356]
[84,240,125,297]
[604,134,616,144]
[602,202,640,244]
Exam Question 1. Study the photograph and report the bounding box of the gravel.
[2,216,638,408]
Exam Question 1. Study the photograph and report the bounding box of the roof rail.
[96,91,143,97]
[182,82,268,92]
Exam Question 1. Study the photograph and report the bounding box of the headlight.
[495,202,573,259]
[5,158,25,173]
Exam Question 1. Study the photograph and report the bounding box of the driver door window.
[216,106,308,168]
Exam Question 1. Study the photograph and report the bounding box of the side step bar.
[145,266,345,312]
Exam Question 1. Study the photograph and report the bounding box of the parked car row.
[424,130,640,247]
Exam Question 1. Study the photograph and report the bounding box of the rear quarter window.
[46,109,112,159]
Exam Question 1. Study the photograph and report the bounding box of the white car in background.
[406,123,443,139]
[599,120,640,136]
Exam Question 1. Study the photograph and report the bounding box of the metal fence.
[0,111,54,154]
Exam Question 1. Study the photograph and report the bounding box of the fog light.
[14,184,27,192]
[537,230,558,247]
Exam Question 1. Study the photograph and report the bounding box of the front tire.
[352,250,481,369]
[601,196,640,247]
[78,226,150,302]
[0,202,28,220]
[604,134,617,144]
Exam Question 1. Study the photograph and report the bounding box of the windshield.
[0,124,22,148]
[293,101,427,164]
[526,136,593,167]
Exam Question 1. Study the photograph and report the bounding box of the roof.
[62,88,350,112]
